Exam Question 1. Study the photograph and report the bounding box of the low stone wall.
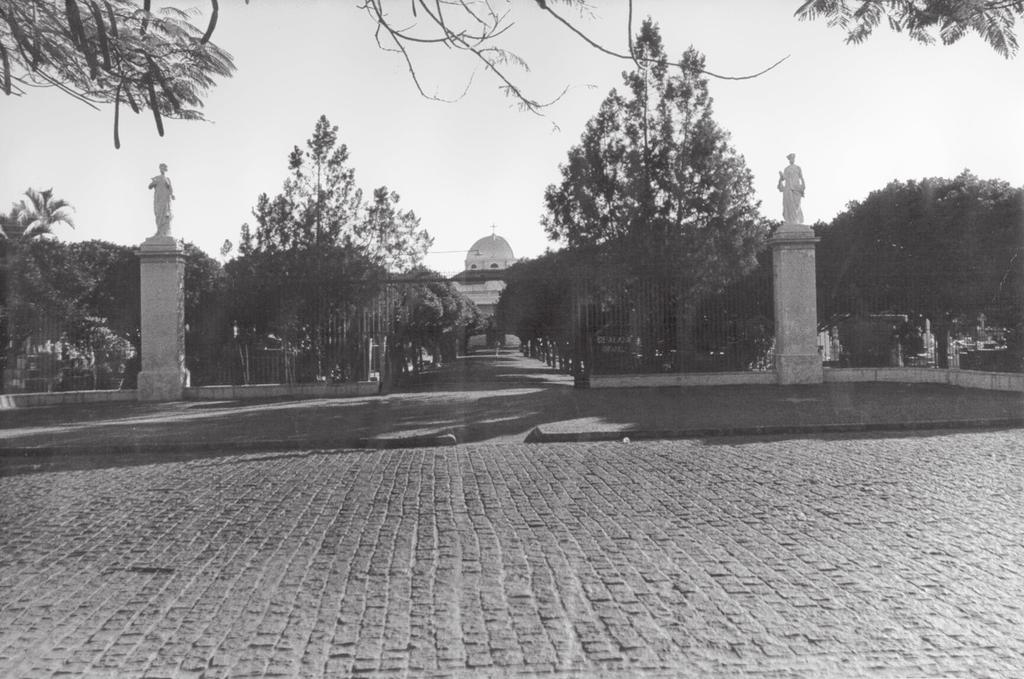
[184,382,380,401]
[0,381,381,409]
[583,368,1022,392]
[0,389,138,410]
[586,372,777,388]
[824,367,1024,392]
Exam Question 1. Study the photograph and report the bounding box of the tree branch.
[542,1,790,80]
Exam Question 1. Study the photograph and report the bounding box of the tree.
[232,116,432,379]
[1,238,79,355]
[221,244,384,382]
[388,268,479,374]
[796,0,1024,58]
[242,115,362,254]
[2,189,80,383]
[541,20,769,372]
[354,187,433,273]
[0,234,230,391]
[495,250,580,348]
[0,0,236,147]
[64,239,138,335]
[241,115,432,267]
[64,239,141,385]
[3,2,794,146]
[3,188,75,240]
[62,315,135,389]
[13,2,1013,146]
[544,20,766,283]
[0,237,140,390]
[816,170,1023,368]
[361,1,786,114]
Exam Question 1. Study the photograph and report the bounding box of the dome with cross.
[465,230,515,271]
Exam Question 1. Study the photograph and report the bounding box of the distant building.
[451,231,516,318]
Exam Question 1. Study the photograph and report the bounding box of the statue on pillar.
[777,153,805,225]
[148,163,175,236]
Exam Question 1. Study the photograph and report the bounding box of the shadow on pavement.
[1,349,1021,476]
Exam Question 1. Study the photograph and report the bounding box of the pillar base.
[139,234,179,251]
[774,222,815,238]
[776,354,823,385]
[137,368,190,402]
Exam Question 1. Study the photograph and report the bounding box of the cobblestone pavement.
[2,431,1023,678]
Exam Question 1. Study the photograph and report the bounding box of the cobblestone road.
[2,431,1023,677]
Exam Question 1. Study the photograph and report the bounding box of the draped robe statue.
[148,163,175,236]
[777,153,805,225]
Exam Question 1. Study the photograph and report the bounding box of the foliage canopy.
[796,0,1024,57]
[816,170,1024,367]
[1,188,76,241]
[224,116,449,380]
[240,115,433,271]
[10,2,1017,145]
[0,0,236,147]
[542,19,766,287]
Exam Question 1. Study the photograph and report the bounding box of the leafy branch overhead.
[795,0,1024,57]
[0,0,238,147]
[2,1,1020,148]
[359,0,792,115]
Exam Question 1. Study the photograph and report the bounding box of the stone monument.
[770,152,822,384]
[137,163,189,400]
[777,153,805,228]
[148,163,175,237]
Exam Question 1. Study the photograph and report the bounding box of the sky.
[2,0,1022,274]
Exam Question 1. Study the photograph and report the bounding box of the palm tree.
[1,188,75,391]
[7,188,76,241]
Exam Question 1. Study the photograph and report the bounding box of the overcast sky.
[2,0,1022,273]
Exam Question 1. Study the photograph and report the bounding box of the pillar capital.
[770,223,818,244]
[137,235,184,259]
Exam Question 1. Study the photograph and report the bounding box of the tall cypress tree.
[543,19,767,369]
[543,19,765,287]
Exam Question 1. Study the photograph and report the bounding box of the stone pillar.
[771,224,822,384]
[137,235,189,400]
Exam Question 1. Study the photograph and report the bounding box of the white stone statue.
[148,163,175,236]
[777,153,805,225]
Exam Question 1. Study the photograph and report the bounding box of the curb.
[356,430,459,449]
[524,418,1024,443]
[3,419,1020,460]
[0,439,355,459]
[0,430,463,460]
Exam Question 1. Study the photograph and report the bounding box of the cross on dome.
[465,229,515,271]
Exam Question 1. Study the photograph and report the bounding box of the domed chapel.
[450,229,516,318]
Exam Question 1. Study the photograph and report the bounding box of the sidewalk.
[1,349,1020,464]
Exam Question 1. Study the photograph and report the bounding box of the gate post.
[771,224,822,384]
[137,235,190,400]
